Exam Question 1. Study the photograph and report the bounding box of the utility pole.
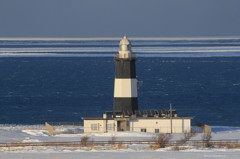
[170,103,173,134]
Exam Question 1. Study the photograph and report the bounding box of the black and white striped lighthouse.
[113,35,138,112]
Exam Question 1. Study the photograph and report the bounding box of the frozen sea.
[0,37,240,126]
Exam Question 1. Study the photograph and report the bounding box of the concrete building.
[82,35,192,134]
[83,111,191,133]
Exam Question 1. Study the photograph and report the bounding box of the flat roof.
[82,117,193,120]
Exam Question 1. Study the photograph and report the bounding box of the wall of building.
[83,119,115,133]
[130,118,191,133]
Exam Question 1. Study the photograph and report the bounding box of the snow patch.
[22,138,41,143]
[22,130,49,136]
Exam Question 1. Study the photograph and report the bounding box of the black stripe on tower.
[115,58,136,78]
[114,98,138,112]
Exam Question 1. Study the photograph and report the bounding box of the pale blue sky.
[0,0,240,37]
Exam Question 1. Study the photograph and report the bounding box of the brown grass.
[215,143,240,149]
[117,142,127,149]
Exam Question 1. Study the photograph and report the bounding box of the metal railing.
[0,140,239,148]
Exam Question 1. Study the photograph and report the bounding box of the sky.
[0,0,240,37]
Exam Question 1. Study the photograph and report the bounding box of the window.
[155,129,160,133]
[141,128,147,132]
[91,124,98,131]
[107,124,113,131]
[120,45,128,51]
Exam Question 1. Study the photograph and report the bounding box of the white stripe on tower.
[114,79,138,97]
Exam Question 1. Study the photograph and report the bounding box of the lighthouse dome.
[119,34,132,55]
[119,34,131,46]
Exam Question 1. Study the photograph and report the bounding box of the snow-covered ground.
[0,125,240,159]
[1,151,240,159]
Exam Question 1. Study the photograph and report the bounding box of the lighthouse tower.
[113,35,138,112]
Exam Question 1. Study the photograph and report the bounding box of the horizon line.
[1,36,240,41]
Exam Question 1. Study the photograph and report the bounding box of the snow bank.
[22,130,49,137]
[1,149,240,159]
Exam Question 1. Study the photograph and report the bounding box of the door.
[117,121,129,131]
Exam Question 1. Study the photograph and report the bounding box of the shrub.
[80,136,90,146]
[108,135,116,145]
[171,146,180,151]
[179,131,197,145]
[202,133,212,148]
[152,133,172,148]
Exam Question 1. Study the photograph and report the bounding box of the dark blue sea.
[0,38,240,126]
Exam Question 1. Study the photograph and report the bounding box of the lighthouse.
[113,34,138,112]
[83,35,192,134]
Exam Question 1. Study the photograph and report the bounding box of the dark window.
[141,128,147,132]
[155,129,160,133]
